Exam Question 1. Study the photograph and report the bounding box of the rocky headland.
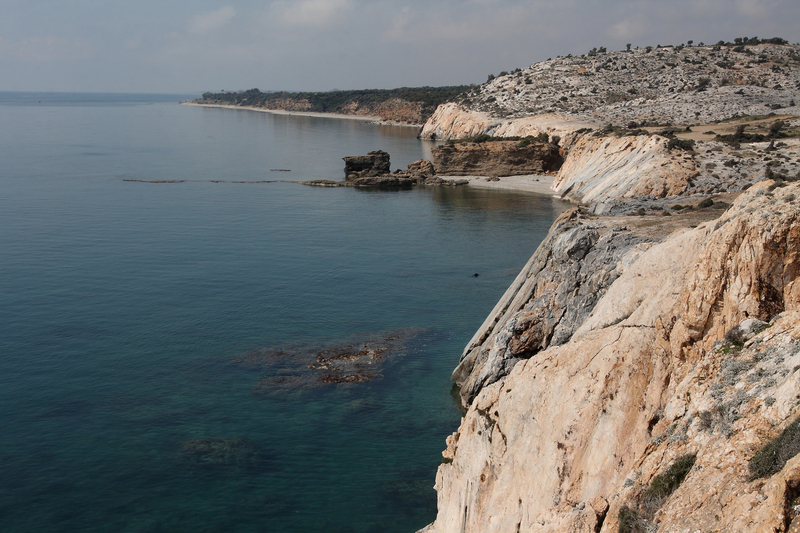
[187,86,471,125]
[417,38,800,533]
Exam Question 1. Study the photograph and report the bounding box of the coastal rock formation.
[420,103,593,147]
[306,158,469,188]
[552,134,699,207]
[432,140,563,177]
[421,180,800,533]
[348,159,436,187]
[451,208,656,406]
[343,150,391,179]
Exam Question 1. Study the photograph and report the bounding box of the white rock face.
[420,103,593,146]
[421,181,800,533]
[552,135,699,204]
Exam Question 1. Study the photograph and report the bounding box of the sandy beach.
[181,102,421,127]
[442,174,561,196]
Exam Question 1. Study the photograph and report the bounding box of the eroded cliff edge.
[422,180,800,532]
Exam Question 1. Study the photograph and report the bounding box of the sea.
[0,92,570,533]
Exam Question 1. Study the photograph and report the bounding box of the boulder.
[343,150,390,180]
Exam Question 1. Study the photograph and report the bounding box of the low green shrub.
[643,454,697,500]
[617,506,642,533]
[618,454,696,532]
[667,138,695,152]
[749,416,800,479]
[698,198,715,208]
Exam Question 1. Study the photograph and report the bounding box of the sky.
[1,0,799,94]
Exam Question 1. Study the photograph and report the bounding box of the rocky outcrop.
[305,158,468,188]
[452,208,656,406]
[343,150,391,179]
[552,134,700,208]
[433,141,563,177]
[420,103,593,147]
[346,159,453,187]
[422,181,800,533]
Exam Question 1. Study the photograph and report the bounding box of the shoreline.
[446,174,559,196]
[182,102,560,196]
[181,102,422,128]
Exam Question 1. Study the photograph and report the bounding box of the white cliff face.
[423,181,800,533]
[420,103,593,147]
[552,135,699,205]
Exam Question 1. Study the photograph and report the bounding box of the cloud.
[734,0,778,18]
[126,35,143,50]
[381,1,560,45]
[385,7,415,43]
[189,6,237,34]
[270,0,355,29]
[606,13,649,42]
[0,36,94,62]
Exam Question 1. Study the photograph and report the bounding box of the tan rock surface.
[422,181,800,533]
[432,140,562,177]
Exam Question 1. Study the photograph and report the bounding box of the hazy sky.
[1,0,798,94]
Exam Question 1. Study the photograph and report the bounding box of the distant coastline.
[181,102,423,127]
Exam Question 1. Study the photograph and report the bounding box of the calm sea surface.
[0,92,570,532]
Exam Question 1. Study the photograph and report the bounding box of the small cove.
[0,92,571,532]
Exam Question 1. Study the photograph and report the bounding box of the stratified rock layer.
[422,181,800,533]
[433,140,563,177]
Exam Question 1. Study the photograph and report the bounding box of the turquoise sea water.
[0,92,570,532]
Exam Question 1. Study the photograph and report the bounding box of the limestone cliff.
[552,135,699,208]
[420,103,592,146]
[423,181,800,532]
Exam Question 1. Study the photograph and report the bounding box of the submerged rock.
[179,438,264,467]
[233,331,417,391]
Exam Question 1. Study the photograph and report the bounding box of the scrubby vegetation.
[749,416,800,479]
[667,137,696,152]
[644,454,697,500]
[456,35,799,124]
[619,454,697,532]
[715,120,794,146]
